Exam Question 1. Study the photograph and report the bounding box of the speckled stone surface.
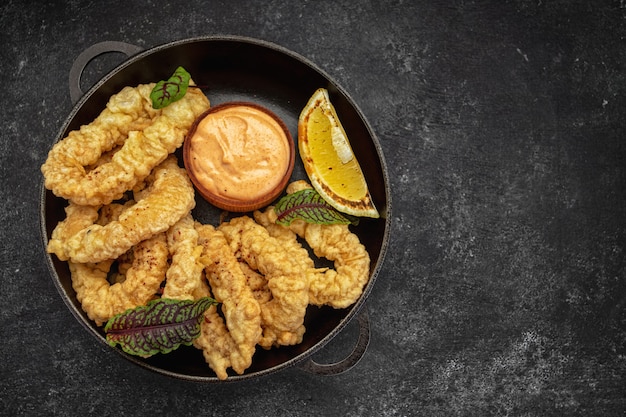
[2,1,626,415]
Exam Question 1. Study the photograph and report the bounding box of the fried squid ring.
[254,181,370,309]
[69,232,169,326]
[161,214,211,301]
[41,82,210,206]
[218,216,309,349]
[288,220,370,309]
[47,203,100,258]
[194,223,262,379]
[47,156,195,264]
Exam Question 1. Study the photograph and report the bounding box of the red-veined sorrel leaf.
[274,188,358,226]
[150,66,191,109]
[104,297,217,357]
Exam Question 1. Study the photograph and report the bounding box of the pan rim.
[39,34,392,382]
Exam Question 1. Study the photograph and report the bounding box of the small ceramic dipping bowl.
[183,102,295,212]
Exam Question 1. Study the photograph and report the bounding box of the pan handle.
[299,307,370,375]
[69,41,143,104]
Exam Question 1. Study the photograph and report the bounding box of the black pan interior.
[42,36,390,381]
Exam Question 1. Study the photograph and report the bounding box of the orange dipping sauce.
[183,102,295,212]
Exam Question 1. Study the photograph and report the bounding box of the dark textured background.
[2,0,625,415]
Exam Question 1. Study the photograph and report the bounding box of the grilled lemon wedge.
[298,88,379,218]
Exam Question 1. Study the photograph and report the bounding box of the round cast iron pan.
[40,36,391,382]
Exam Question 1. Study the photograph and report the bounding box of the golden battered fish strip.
[218,216,309,349]
[194,223,262,377]
[42,83,210,206]
[161,214,210,301]
[251,209,318,299]
[47,156,195,264]
[238,261,272,304]
[69,232,169,326]
[193,304,240,380]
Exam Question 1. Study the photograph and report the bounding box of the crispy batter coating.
[161,214,210,301]
[193,304,238,381]
[47,203,100,258]
[238,261,272,304]
[251,209,318,299]
[69,232,169,326]
[254,180,371,309]
[194,223,262,378]
[218,216,309,348]
[290,220,370,309]
[47,156,195,263]
[42,82,210,206]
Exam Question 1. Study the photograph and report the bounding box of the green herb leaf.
[274,188,358,226]
[104,296,217,357]
[150,66,191,109]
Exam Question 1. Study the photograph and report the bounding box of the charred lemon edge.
[298,88,379,218]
